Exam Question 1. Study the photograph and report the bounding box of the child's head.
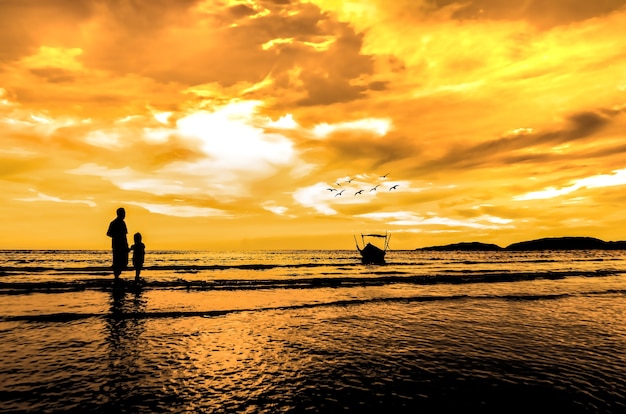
[134,232,142,243]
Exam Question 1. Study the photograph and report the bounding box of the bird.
[354,189,364,196]
[335,182,342,187]
[335,189,345,196]
[380,172,390,179]
[345,178,354,183]
[370,185,380,192]
[327,188,337,192]
[389,184,399,191]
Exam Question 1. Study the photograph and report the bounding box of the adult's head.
[116,207,126,219]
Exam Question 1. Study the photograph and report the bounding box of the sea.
[1,249,626,413]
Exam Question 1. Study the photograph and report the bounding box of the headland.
[417,236,626,251]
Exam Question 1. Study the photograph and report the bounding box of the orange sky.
[2,0,626,250]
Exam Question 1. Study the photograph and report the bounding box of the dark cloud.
[297,74,366,105]
[368,81,388,91]
[306,132,420,173]
[95,0,199,34]
[73,0,373,99]
[296,31,374,105]
[227,4,256,19]
[0,0,95,62]
[257,2,327,39]
[237,3,375,106]
[581,142,626,161]
[11,86,146,117]
[410,108,619,175]
[29,68,77,83]
[0,0,199,69]
[425,0,626,28]
[2,0,376,107]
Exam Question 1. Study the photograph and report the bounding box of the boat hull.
[359,243,386,264]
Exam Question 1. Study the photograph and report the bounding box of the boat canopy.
[362,234,388,238]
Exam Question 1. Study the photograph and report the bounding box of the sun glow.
[176,103,295,169]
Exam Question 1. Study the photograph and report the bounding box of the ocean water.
[1,249,626,413]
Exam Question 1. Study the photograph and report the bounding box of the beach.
[1,249,626,413]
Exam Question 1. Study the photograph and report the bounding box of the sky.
[2,0,626,250]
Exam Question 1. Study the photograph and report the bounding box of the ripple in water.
[2,250,626,412]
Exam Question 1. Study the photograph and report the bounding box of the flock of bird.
[326,173,399,197]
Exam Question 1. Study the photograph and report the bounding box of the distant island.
[417,237,626,251]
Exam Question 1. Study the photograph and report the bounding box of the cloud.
[175,103,295,170]
[2,1,626,249]
[292,177,430,216]
[0,1,367,113]
[514,168,626,201]
[62,98,308,203]
[315,0,626,31]
[312,118,391,138]
[262,201,289,216]
[124,201,228,218]
[408,109,617,176]
[293,182,339,215]
[0,0,95,62]
[16,190,96,207]
[357,210,513,229]
[37,0,370,107]
[423,0,626,28]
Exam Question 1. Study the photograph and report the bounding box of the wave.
[0,269,622,295]
[0,262,352,276]
[4,288,626,323]
[1,255,622,276]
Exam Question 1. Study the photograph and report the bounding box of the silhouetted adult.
[107,207,129,279]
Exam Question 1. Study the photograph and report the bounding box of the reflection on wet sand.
[103,282,147,411]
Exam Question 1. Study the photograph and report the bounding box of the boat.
[355,233,390,264]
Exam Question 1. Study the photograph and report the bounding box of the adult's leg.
[112,247,128,278]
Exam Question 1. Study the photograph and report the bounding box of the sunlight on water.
[1,250,626,412]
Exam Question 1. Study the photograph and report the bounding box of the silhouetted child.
[129,232,145,283]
